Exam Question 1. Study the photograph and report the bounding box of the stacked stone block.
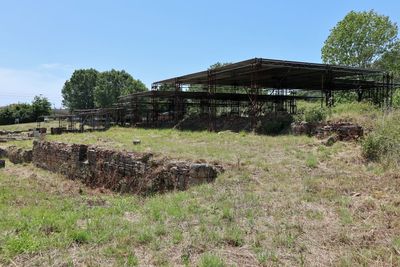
[291,121,363,141]
[7,146,32,164]
[32,141,221,194]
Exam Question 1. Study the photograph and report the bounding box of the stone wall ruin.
[32,141,221,194]
[7,146,33,164]
[291,121,363,141]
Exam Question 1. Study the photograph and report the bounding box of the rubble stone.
[291,121,363,141]
[7,146,32,164]
[0,148,7,158]
[133,139,141,145]
[50,127,64,135]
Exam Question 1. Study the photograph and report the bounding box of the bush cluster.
[295,103,327,124]
[0,96,51,125]
[261,115,293,135]
[362,112,400,167]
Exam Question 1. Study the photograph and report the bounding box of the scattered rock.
[323,135,338,146]
[36,128,47,134]
[133,139,141,145]
[291,121,318,136]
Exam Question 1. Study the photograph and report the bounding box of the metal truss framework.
[119,58,395,130]
[46,58,395,132]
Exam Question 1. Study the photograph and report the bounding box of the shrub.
[362,112,400,167]
[393,88,400,108]
[295,102,327,124]
[362,134,384,161]
[261,114,293,135]
[304,107,327,123]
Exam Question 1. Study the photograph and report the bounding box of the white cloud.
[0,66,69,108]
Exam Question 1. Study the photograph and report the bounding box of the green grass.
[305,153,318,168]
[0,116,400,265]
[362,111,400,168]
[198,253,225,267]
[43,127,314,166]
[0,121,59,132]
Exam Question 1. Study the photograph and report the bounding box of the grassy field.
[1,107,400,266]
[0,121,60,132]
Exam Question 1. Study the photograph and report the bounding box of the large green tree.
[188,62,233,92]
[208,62,232,70]
[62,69,99,110]
[322,10,398,68]
[31,95,52,121]
[94,69,147,108]
[375,41,400,80]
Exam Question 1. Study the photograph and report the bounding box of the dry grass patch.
[0,126,399,266]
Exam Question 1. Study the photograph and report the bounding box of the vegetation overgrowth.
[1,101,400,266]
[0,96,51,125]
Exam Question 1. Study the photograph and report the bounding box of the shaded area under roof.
[152,58,386,91]
[119,90,321,102]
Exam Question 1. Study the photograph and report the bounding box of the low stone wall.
[0,147,7,158]
[7,146,33,164]
[291,121,363,141]
[32,141,221,194]
[315,122,363,141]
[0,130,23,135]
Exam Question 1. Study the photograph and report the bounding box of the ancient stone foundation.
[0,147,7,158]
[7,146,33,164]
[32,141,222,194]
[291,121,363,141]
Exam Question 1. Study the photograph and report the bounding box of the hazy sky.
[0,0,399,107]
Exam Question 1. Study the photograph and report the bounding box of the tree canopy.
[94,70,147,108]
[62,69,146,110]
[0,95,52,125]
[62,69,99,110]
[374,41,400,80]
[208,62,232,70]
[321,10,398,68]
[31,95,52,121]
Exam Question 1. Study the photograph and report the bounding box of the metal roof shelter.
[119,90,321,102]
[120,58,395,131]
[152,58,390,92]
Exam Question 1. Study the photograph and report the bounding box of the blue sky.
[0,0,399,107]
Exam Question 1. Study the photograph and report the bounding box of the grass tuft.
[198,253,225,267]
[70,230,90,244]
[305,153,318,168]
